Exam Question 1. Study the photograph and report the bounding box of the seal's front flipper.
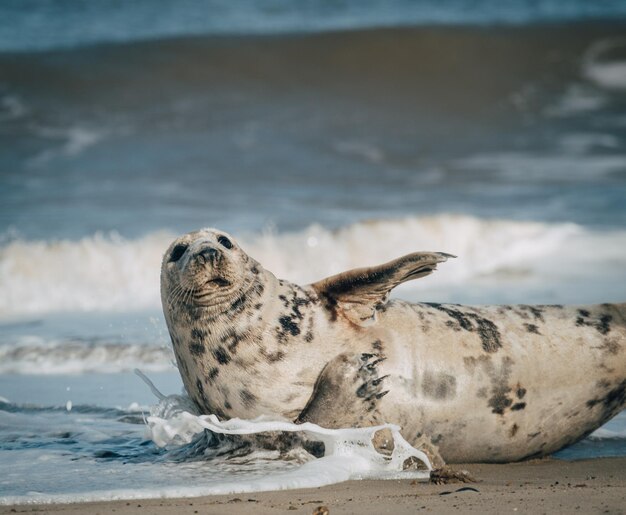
[311,251,455,325]
[295,352,388,427]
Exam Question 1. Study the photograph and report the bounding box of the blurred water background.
[1,0,626,503]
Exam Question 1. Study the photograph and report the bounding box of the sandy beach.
[2,1,626,510]
[3,457,624,515]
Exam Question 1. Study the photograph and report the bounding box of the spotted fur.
[161,228,626,464]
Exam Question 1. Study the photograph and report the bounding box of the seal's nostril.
[197,247,220,264]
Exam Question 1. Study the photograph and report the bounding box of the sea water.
[1,0,626,504]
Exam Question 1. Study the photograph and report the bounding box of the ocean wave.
[0,231,170,317]
[1,214,626,318]
[0,339,174,375]
[583,38,626,90]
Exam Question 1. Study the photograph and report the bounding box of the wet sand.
[3,457,625,514]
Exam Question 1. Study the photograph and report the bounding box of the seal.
[160,228,626,463]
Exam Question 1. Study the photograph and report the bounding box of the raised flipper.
[295,352,389,427]
[311,251,455,325]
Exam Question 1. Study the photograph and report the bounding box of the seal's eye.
[169,244,188,262]
[217,235,233,249]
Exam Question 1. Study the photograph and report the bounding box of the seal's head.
[160,228,259,313]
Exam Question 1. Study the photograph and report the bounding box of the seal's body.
[161,229,626,463]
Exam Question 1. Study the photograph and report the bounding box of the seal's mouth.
[192,277,232,302]
[204,277,231,288]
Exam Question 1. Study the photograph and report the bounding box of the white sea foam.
[583,38,626,90]
[146,410,432,480]
[0,338,173,375]
[1,215,626,319]
[0,387,431,505]
[0,231,170,317]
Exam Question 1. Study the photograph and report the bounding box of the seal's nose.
[196,247,220,265]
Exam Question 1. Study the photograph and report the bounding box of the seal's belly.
[376,301,626,462]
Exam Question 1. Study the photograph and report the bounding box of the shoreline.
[3,457,625,514]
[3,18,626,56]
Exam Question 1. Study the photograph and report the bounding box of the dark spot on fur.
[279,315,300,337]
[191,328,207,340]
[527,431,541,439]
[486,357,514,415]
[422,371,457,400]
[372,340,383,352]
[254,303,263,310]
[266,350,285,362]
[229,295,246,314]
[598,315,612,335]
[189,341,205,356]
[516,387,527,399]
[586,379,626,414]
[212,346,231,365]
[224,400,232,410]
[304,330,314,343]
[524,323,541,335]
[251,265,260,275]
[596,338,621,355]
[275,286,317,341]
[489,390,513,415]
[576,310,612,335]
[515,309,530,320]
[240,389,258,409]
[221,329,242,353]
[474,318,502,352]
[430,304,502,353]
[208,367,219,382]
[511,402,526,411]
[527,306,544,322]
[510,424,519,437]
